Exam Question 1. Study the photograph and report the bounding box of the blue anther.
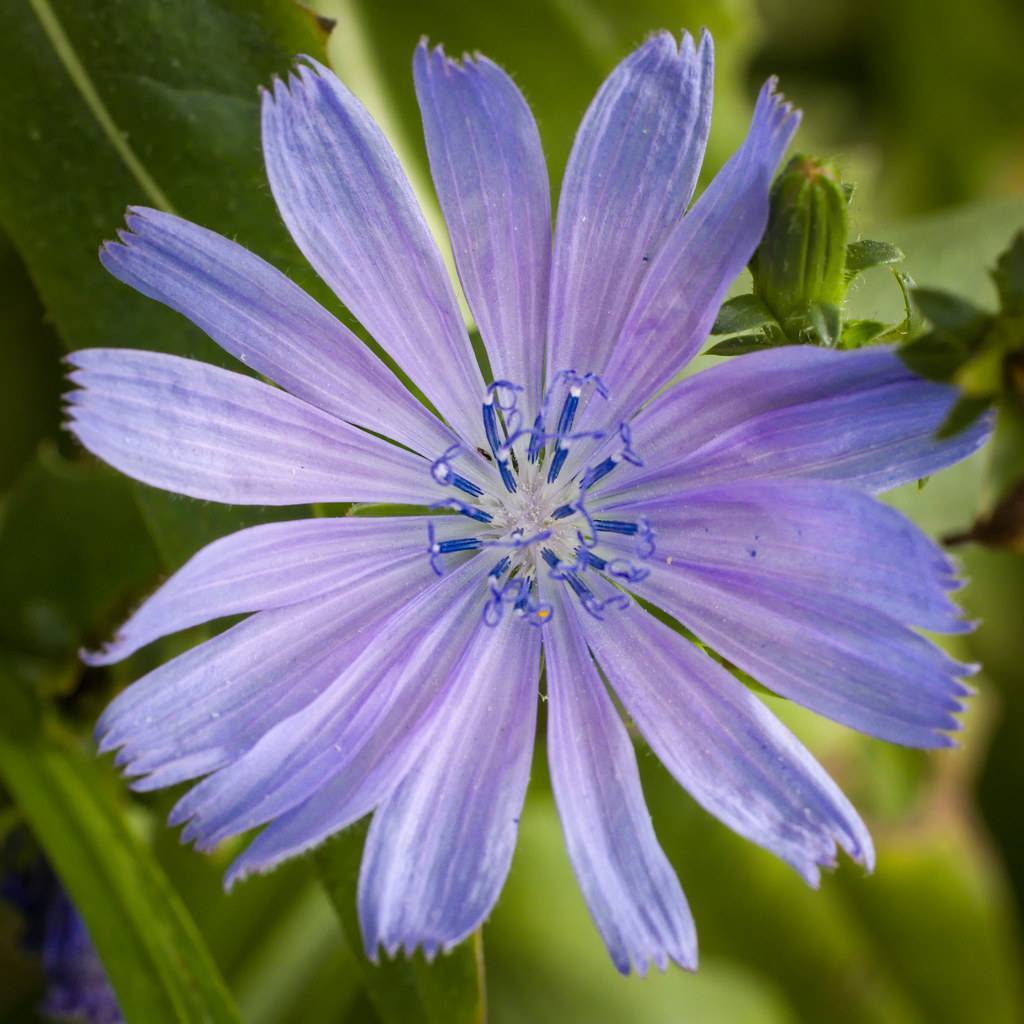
[482,399,502,456]
[563,570,592,601]
[483,397,517,494]
[552,504,574,520]
[452,474,483,497]
[547,445,571,483]
[437,538,482,554]
[576,548,608,571]
[594,519,639,535]
[498,460,518,493]
[542,549,590,598]
[579,455,620,491]
[546,387,581,484]
[556,390,580,437]
[489,555,511,578]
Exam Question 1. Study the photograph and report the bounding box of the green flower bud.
[750,155,849,345]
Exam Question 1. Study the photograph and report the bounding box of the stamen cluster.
[426,373,654,625]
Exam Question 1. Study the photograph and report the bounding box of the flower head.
[68,31,988,974]
[2,854,122,1023]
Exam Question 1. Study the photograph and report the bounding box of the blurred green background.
[1,1,1023,1022]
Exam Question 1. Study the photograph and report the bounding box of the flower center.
[426,373,654,626]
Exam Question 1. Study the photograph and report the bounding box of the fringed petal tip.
[223,828,329,893]
[795,823,876,891]
[754,75,802,141]
[256,55,334,107]
[222,848,282,893]
[260,56,326,109]
[414,35,506,79]
[614,944,698,978]
[641,26,710,62]
[362,929,479,966]
[78,639,123,668]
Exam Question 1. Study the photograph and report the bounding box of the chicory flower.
[67,32,987,973]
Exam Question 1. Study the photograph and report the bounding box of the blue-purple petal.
[99,207,455,457]
[358,611,539,959]
[66,349,436,506]
[596,77,800,428]
[575,598,875,885]
[96,547,448,791]
[261,61,485,445]
[168,558,490,850]
[633,555,973,748]
[603,478,968,634]
[415,43,550,410]
[84,516,464,665]
[605,346,990,501]
[547,31,713,385]
[544,591,696,974]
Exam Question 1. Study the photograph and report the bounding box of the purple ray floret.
[69,30,990,976]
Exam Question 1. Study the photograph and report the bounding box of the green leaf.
[936,396,992,439]
[315,822,485,1024]
[0,0,333,562]
[912,286,988,333]
[993,230,1024,316]
[899,330,971,382]
[0,697,240,1024]
[988,402,1024,502]
[836,823,1024,1024]
[706,334,783,357]
[0,233,62,491]
[0,448,163,662]
[840,318,891,348]
[844,238,904,279]
[710,294,777,335]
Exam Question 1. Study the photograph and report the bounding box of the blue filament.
[617,422,644,467]
[607,559,649,583]
[635,516,656,559]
